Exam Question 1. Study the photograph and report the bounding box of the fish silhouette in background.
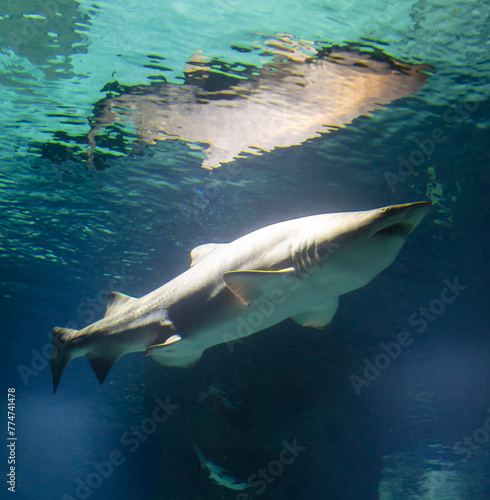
[192,440,249,490]
[88,35,433,169]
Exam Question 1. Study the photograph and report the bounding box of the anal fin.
[86,352,122,385]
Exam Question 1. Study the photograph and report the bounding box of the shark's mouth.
[374,222,414,237]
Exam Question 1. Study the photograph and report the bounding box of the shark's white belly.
[148,276,339,367]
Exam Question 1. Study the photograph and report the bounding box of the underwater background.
[1,0,489,498]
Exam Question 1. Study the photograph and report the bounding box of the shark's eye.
[375,222,413,237]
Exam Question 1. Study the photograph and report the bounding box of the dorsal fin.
[104,292,136,317]
[190,243,224,267]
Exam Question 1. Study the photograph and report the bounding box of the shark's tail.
[51,327,78,394]
[51,326,123,394]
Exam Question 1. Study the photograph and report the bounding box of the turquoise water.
[1,1,489,499]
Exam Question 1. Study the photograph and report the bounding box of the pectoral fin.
[223,268,295,306]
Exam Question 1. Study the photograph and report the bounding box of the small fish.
[192,441,249,490]
[51,202,430,393]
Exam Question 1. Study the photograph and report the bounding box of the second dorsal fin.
[104,292,137,317]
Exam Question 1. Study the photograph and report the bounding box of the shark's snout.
[373,201,430,238]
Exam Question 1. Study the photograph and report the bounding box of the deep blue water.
[1,1,490,499]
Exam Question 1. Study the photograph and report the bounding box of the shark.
[192,440,249,490]
[51,201,430,393]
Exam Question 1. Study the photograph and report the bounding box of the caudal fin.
[51,327,78,394]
